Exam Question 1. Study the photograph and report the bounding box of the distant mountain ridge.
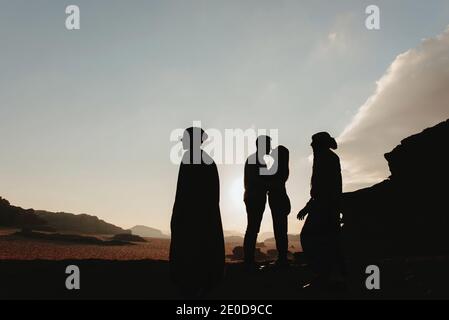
[0,198,127,235]
[0,197,46,228]
[223,230,244,238]
[264,234,300,244]
[130,225,169,239]
[224,235,244,244]
[36,210,127,235]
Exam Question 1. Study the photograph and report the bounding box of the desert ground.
[1,227,449,299]
[0,228,300,261]
[0,227,173,261]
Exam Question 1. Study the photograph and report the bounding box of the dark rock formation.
[0,197,47,229]
[1,197,127,235]
[36,210,127,235]
[14,230,130,246]
[342,119,449,259]
[112,233,146,242]
[266,249,278,259]
[230,246,244,260]
[227,246,268,261]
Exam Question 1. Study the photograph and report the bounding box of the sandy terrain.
[0,228,298,261]
[1,228,448,299]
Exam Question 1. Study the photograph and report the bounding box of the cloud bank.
[338,27,449,191]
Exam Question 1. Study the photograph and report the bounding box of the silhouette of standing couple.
[243,136,290,268]
[170,127,344,296]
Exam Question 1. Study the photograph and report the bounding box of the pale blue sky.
[1,0,449,234]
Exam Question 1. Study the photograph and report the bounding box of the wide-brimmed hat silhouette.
[311,132,337,150]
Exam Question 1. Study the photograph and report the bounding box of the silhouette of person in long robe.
[243,135,271,266]
[297,132,344,287]
[267,145,291,265]
[170,127,225,296]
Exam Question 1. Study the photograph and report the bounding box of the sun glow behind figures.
[230,176,245,209]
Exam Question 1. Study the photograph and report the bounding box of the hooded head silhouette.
[181,127,208,150]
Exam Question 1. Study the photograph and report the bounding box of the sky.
[1,0,449,235]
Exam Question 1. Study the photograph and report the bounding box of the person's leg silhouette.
[272,210,288,263]
[268,191,289,264]
[243,197,266,265]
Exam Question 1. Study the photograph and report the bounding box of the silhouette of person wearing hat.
[169,127,225,296]
[297,132,345,288]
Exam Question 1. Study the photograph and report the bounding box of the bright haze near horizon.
[1,1,449,235]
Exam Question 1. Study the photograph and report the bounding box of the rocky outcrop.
[0,197,47,229]
[342,119,449,258]
[1,197,128,235]
[36,210,127,235]
[111,233,146,242]
[226,246,268,261]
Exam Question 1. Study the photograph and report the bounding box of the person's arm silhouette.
[297,199,313,220]
[297,209,307,221]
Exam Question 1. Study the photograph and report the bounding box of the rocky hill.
[36,210,127,235]
[342,119,449,258]
[0,197,127,235]
[0,197,46,229]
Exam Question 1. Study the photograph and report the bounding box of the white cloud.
[338,27,449,191]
